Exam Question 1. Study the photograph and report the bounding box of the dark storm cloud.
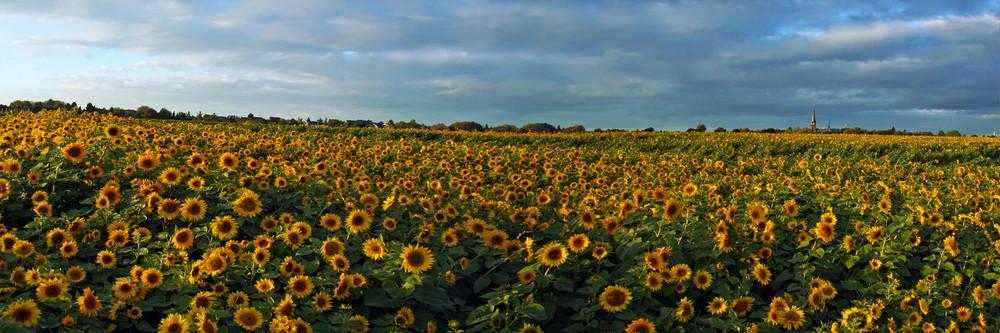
[1,1,997,133]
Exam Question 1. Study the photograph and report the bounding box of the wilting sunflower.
[62,143,86,162]
[599,285,632,313]
[77,288,100,317]
[171,228,195,250]
[752,263,771,285]
[400,244,435,274]
[211,216,238,240]
[675,297,694,322]
[158,313,189,333]
[346,209,373,234]
[4,298,41,327]
[179,198,207,221]
[693,271,713,290]
[232,191,263,218]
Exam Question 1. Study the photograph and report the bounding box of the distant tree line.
[2,99,984,136]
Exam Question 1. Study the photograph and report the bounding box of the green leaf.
[466,304,495,325]
[553,277,575,292]
[474,274,491,293]
[518,262,541,275]
[518,302,546,320]
[414,286,454,307]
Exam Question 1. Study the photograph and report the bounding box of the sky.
[1,1,998,134]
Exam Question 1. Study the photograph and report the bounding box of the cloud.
[0,1,997,133]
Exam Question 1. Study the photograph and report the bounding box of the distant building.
[811,107,842,134]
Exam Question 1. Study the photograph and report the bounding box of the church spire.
[810,106,817,133]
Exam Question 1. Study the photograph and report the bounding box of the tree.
[714,127,727,133]
[136,106,156,118]
[520,123,556,133]
[247,113,255,119]
[449,121,484,132]
[489,124,519,133]
[561,125,586,133]
[429,123,449,131]
[695,124,707,132]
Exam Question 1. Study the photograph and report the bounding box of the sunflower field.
[0,109,999,333]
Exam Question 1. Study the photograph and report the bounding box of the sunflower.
[394,307,415,328]
[283,229,305,249]
[218,152,239,171]
[203,253,227,276]
[671,264,692,282]
[348,315,370,333]
[137,155,158,171]
[320,214,342,231]
[187,176,205,191]
[842,235,856,252]
[482,230,508,249]
[731,297,754,317]
[33,202,52,216]
[158,167,182,186]
[707,297,728,315]
[313,292,333,312]
[625,318,655,333]
[227,291,250,309]
[645,252,664,271]
[645,272,663,291]
[0,179,9,198]
[66,266,86,283]
[781,306,805,330]
[519,323,543,333]
[96,250,117,268]
[179,198,207,221]
[400,244,435,274]
[537,242,568,267]
[599,285,631,313]
[288,275,314,298]
[255,279,274,293]
[232,191,263,218]
[231,307,261,331]
[172,228,195,250]
[35,278,68,301]
[655,200,681,222]
[62,143,86,162]
[782,199,798,217]
[567,234,589,252]
[210,216,238,240]
[326,254,349,272]
[158,313,189,333]
[11,240,33,258]
[814,221,836,243]
[142,268,164,288]
[869,259,882,270]
[158,198,182,220]
[318,237,345,260]
[190,291,215,310]
[113,280,137,299]
[752,263,771,285]
[693,271,712,290]
[675,297,694,322]
[346,209,373,234]
[747,203,768,223]
[4,298,41,327]
[944,235,960,257]
[955,307,971,322]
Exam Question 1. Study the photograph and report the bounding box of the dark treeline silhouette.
[2,100,984,136]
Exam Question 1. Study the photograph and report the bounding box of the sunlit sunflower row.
[0,109,998,333]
